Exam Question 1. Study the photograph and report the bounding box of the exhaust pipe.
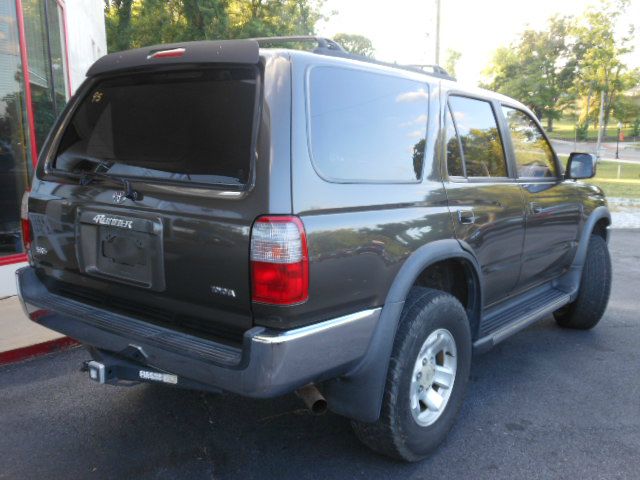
[295,384,328,415]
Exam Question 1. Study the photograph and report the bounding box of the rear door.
[30,60,266,341]
[443,95,526,308]
[499,105,581,291]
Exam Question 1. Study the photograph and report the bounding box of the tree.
[482,16,577,131]
[104,0,327,52]
[571,0,636,147]
[610,70,640,124]
[104,0,134,52]
[444,49,461,78]
[333,33,374,57]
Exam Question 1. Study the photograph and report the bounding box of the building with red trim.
[0,0,106,296]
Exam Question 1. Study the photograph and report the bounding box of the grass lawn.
[548,118,639,142]
[590,181,640,198]
[593,161,640,198]
[556,156,640,198]
[596,161,640,181]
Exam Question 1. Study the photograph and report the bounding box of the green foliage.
[632,118,640,137]
[610,69,640,123]
[484,1,637,134]
[333,33,374,57]
[576,123,589,141]
[103,0,329,52]
[482,16,577,130]
[571,0,635,130]
[443,49,461,78]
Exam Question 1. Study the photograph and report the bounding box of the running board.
[473,288,571,354]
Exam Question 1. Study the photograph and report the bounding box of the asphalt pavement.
[551,139,640,162]
[1,230,639,480]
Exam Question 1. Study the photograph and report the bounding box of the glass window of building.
[23,0,69,151]
[0,0,33,256]
[0,0,69,258]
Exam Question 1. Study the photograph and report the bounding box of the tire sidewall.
[394,294,472,458]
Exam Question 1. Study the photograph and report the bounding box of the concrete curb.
[0,337,79,366]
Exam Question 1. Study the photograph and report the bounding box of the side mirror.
[565,152,597,180]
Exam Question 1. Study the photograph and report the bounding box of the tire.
[351,287,472,462]
[554,234,611,330]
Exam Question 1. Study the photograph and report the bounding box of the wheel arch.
[574,206,611,268]
[323,239,482,422]
[555,205,611,299]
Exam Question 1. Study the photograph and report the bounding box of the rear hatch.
[30,45,264,343]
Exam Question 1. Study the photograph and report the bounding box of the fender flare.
[323,239,482,423]
[556,205,611,299]
[573,206,611,267]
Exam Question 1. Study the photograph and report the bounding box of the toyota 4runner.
[16,37,611,461]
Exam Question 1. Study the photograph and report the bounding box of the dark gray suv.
[16,37,611,461]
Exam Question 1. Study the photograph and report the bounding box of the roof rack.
[251,36,347,56]
[250,35,455,81]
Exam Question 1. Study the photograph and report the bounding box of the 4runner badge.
[92,214,133,229]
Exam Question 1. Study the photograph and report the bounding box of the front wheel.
[554,234,611,330]
[351,287,471,462]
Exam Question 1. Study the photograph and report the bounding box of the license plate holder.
[77,209,165,291]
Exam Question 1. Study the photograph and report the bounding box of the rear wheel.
[554,234,611,330]
[351,287,471,461]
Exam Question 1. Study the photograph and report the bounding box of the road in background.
[1,230,639,480]
[552,139,640,162]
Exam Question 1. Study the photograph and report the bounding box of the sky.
[316,0,640,86]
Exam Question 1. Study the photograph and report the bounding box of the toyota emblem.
[112,191,126,204]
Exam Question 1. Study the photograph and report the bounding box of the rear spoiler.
[87,40,260,77]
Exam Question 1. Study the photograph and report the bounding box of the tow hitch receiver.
[81,352,221,393]
[84,359,178,387]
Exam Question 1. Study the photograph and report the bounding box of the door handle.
[457,209,476,225]
[529,202,543,215]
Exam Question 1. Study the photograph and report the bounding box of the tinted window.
[445,105,464,176]
[54,67,258,186]
[308,67,428,182]
[449,96,507,177]
[502,106,557,178]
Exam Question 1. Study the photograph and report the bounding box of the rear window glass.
[53,67,258,186]
[308,66,429,182]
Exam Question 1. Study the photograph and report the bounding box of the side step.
[473,287,571,354]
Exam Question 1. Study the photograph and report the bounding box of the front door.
[499,106,582,292]
[443,95,526,308]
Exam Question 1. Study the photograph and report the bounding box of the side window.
[445,105,464,176]
[308,67,428,182]
[502,106,557,178]
[448,96,507,178]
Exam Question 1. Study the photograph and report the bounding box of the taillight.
[250,216,309,305]
[20,190,31,251]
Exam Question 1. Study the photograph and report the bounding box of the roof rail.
[408,64,455,79]
[250,35,346,55]
[251,35,455,81]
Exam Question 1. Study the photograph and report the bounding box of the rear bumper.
[16,267,380,397]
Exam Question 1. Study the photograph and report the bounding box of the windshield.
[52,67,258,186]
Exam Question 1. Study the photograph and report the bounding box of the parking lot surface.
[1,230,638,480]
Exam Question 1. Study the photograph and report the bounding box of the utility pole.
[595,89,605,159]
[435,0,441,65]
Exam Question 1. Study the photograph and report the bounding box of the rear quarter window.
[307,66,429,183]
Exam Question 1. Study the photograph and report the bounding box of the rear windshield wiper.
[79,170,142,201]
